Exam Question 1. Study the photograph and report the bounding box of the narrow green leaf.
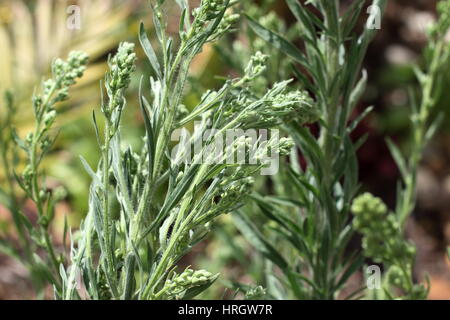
[349,69,368,112]
[286,0,316,41]
[122,253,136,300]
[79,156,103,191]
[139,78,155,178]
[347,106,373,133]
[139,22,162,80]
[386,138,408,180]
[425,113,443,142]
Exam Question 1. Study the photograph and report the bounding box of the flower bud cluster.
[108,42,137,92]
[386,265,408,291]
[103,42,136,120]
[191,0,239,42]
[193,0,226,23]
[245,285,267,300]
[57,51,89,87]
[237,84,317,128]
[33,51,88,125]
[47,51,89,103]
[243,51,268,82]
[351,193,415,263]
[386,265,428,299]
[219,176,255,205]
[211,13,240,41]
[429,0,450,38]
[352,193,428,298]
[278,137,295,156]
[164,269,216,299]
[193,167,256,226]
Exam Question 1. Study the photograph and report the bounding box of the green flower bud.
[25,132,34,145]
[278,137,295,156]
[245,285,267,300]
[108,42,136,93]
[244,51,268,81]
[163,268,217,299]
[43,110,57,127]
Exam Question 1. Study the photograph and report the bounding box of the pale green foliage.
[389,0,450,227]
[429,0,450,38]
[232,0,387,300]
[245,285,267,300]
[351,0,450,300]
[237,0,446,301]
[225,80,317,129]
[106,43,137,102]
[1,0,447,302]
[0,0,316,300]
[0,51,88,294]
[60,0,314,300]
[160,268,219,299]
[351,193,427,299]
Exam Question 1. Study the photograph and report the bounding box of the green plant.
[0,52,88,295]
[58,0,316,300]
[1,0,448,302]
[194,0,302,297]
[229,0,450,300]
[350,0,450,300]
[231,0,388,299]
[0,0,149,236]
[1,0,306,300]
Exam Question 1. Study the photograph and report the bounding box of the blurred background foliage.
[1,0,450,299]
[0,0,145,221]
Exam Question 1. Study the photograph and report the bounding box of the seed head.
[278,137,295,156]
[43,110,57,127]
[108,42,137,92]
[54,51,89,89]
[245,286,267,300]
[351,193,415,263]
[163,268,217,299]
[244,51,268,82]
[429,0,450,38]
